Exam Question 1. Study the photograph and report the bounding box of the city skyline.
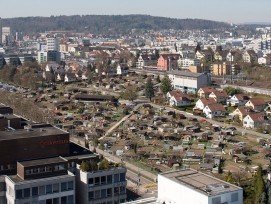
[1,0,271,24]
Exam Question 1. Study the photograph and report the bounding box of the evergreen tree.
[224,171,235,184]
[156,75,161,83]
[145,77,155,101]
[195,43,201,53]
[254,166,265,204]
[160,75,173,96]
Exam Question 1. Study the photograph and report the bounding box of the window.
[101,176,106,185]
[212,197,221,204]
[53,183,59,193]
[231,193,239,202]
[46,184,52,194]
[120,186,125,194]
[88,178,94,185]
[23,188,30,198]
[53,198,59,204]
[39,186,45,195]
[120,173,125,182]
[67,195,74,204]
[32,187,38,196]
[67,181,73,190]
[95,177,100,185]
[94,190,100,199]
[89,191,94,200]
[114,174,119,183]
[114,187,119,195]
[61,196,67,204]
[107,175,112,184]
[107,188,112,197]
[0,182,6,191]
[16,189,23,199]
[46,199,53,204]
[61,182,67,192]
[101,189,106,198]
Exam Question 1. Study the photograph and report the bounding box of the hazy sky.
[1,0,270,23]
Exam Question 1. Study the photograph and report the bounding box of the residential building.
[231,107,254,121]
[203,103,226,119]
[178,58,200,68]
[2,27,11,45]
[46,36,59,51]
[245,98,267,112]
[76,166,127,204]
[38,51,47,64]
[197,87,217,98]
[194,98,216,111]
[188,65,209,73]
[157,169,243,204]
[167,91,191,107]
[157,54,180,71]
[243,50,258,64]
[227,94,250,107]
[117,64,129,75]
[168,70,211,93]
[136,54,157,69]
[209,90,228,104]
[243,112,268,129]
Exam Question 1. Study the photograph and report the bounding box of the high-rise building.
[2,27,11,45]
[46,36,59,51]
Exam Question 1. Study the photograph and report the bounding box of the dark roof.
[18,157,66,168]
[75,94,116,101]
[0,126,68,141]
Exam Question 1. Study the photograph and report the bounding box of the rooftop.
[0,125,68,141]
[169,70,207,78]
[161,169,241,196]
[18,157,66,168]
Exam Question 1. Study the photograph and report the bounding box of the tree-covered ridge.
[2,15,230,34]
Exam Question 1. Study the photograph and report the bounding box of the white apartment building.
[76,166,127,204]
[46,37,59,51]
[168,70,211,93]
[157,169,243,204]
[38,51,47,64]
[178,58,200,68]
[5,172,75,204]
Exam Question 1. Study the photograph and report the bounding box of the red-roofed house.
[203,103,226,119]
[167,91,191,107]
[245,98,267,112]
[232,106,254,121]
[227,94,250,107]
[243,112,268,129]
[194,98,217,111]
[197,87,217,98]
[209,90,229,103]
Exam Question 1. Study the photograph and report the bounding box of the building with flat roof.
[168,70,211,93]
[5,157,76,204]
[0,124,70,175]
[76,165,127,204]
[157,168,243,204]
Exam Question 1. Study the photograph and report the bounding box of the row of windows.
[88,186,126,200]
[88,173,125,186]
[16,181,73,199]
[19,195,74,204]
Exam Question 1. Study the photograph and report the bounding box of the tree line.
[2,15,230,35]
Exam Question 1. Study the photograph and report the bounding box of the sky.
[1,0,270,24]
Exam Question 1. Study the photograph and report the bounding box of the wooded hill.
[2,15,230,34]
